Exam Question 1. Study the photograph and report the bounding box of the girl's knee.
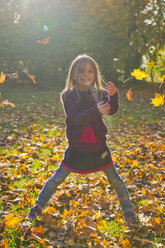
[111,177,124,188]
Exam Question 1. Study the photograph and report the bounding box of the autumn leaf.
[118,238,131,247]
[32,225,45,236]
[126,88,133,101]
[7,72,19,80]
[131,69,149,80]
[42,206,56,214]
[162,74,165,81]
[23,68,37,84]
[5,213,22,228]
[0,71,6,84]
[147,62,155,66]
[0,100,15,108]
[96,219,107,231]
[28,74,37,84]
[37,36,50,45]
[102,238,111,247]
[0,238,8,248]
[151,93,164,106]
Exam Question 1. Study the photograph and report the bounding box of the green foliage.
[0,0,164,87]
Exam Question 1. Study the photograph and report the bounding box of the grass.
[0,83,164,247]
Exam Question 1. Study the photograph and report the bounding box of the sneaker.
[28,206,42,220]
[124,210,137,225]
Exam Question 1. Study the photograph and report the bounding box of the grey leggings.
[35,164,133,212]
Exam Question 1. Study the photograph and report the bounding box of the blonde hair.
[62,54,104,93]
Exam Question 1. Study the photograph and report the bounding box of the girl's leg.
[35,164,70,208]
[103,164,133,212]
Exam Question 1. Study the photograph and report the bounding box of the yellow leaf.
[20,153,28,159]
[42,206,56,214]
[126,88,133,101]
[151,93,164,106]
[141,189,148,196]
[102,238,111,246]
[154,217,161,225]
[131,69,149,80]
[52,154,59,161]
[32,225,45,235]
[132,160,138,167]
[96,219,106,231]
[5,213,22,228]
[119,238,130,247]
[0,71,6,83]
[62,208,73,218]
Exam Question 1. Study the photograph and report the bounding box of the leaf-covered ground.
[0,86,164,247]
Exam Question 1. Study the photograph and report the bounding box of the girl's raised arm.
[102,88,120,116]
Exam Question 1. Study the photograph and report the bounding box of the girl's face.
[75,62,95,92]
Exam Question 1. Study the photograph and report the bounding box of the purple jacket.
[62,88,119,152]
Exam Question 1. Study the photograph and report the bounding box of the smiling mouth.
[82,79,90,83]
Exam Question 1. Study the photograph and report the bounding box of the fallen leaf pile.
[0,90,164,247]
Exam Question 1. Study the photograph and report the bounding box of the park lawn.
[0,85,164,247]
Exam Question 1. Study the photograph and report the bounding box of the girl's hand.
[105,82,117,96]
[97,101,111,115]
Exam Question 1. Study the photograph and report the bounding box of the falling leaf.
[7,72,19,80]
[37,36,50,45]
[0,100,15,108]
[126,88,133,101]
[131,69,149,80]
[0,71,6,84]
[28,74,37,84]
[23,68,37,84]
[151,93,164,106]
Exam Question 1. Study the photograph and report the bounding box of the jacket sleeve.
[102,89,120,116]
[62,91,101,125]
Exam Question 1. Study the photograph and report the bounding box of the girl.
[28,54,137,225]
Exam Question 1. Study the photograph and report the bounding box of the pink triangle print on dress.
[79,126,98,143]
